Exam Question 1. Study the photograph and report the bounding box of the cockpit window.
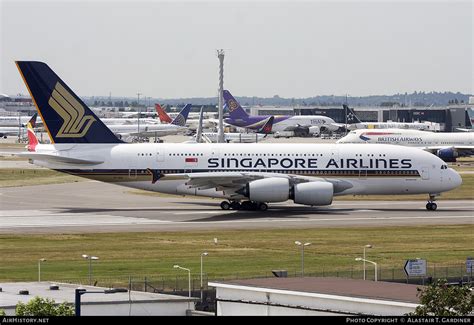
[441,165,448,170]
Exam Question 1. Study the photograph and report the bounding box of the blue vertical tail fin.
[16,61,121,143]
[223,90,249,120]
[171,104,192,126]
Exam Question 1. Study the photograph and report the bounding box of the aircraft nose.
[449,168,462,189]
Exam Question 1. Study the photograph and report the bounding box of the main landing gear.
[220,201,268,211]
[426,194,438,211]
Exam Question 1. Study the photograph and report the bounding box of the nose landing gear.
[426,194,438,211]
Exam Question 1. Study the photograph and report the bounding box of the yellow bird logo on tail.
[48,82,96,138]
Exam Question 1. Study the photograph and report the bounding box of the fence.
[51,263,472,292]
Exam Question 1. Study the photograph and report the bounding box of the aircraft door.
[156,148,165,162]
[421,167,430,180]
[128,165,137,179]
[359,168,368,179]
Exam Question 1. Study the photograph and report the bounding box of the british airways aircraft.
[223,90,340,136]
[13,61,462,211]
[337,129,474,162]
[343,105,438,131]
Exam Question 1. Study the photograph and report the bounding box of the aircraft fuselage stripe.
[56,168,421,178]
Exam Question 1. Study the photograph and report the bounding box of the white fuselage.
[195,132,267,143]
[347,121,437,131]
[0,116,32,127]
[0,126,23,137]
[273,116,339,133]
[102,118,160,125]
[29,143,461,201]
[107,123,186,137]
[337,129,474,147]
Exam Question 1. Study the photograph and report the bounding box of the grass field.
[0,225,472,283]
[0,169,83,187]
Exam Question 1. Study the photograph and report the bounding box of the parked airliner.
[343,105,439,131]
[224,90,340,136]
[337,129,474,162]
[13,61,462,211]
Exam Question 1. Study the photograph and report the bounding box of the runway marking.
[0,214,471,229]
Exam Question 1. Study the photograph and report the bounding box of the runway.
[1,181,472,234]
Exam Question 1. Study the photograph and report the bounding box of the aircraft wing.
[2,152,103,165]
[126,129,185,137]
[156,171,353,195]
[422,145,474,151]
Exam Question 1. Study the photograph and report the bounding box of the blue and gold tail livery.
[16,61,121,143]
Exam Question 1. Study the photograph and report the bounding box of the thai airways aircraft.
[223,90,340,136]
[337,129,474,162]
[343,105,439,131]
[191,112,274,143]
[13,61,462,211]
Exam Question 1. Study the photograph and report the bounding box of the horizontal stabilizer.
[13,152,103,165]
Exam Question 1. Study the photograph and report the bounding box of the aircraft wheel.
[241,201,252,210]
[230,202,241,210]
[258,203,268,211]
[220,201,231,210]
[426,202,437,211]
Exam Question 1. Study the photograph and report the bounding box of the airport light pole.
[137,92,142,135]
[174,265,191,310]
[355,258,377,282]
[82,255,99,285]
[295,241,311,277]
[38,258,46,282]
[363,244,373,280]
[217,49,225,143]
[200,252,208,303]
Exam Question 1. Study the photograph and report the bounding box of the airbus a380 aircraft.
[14,61,461,211]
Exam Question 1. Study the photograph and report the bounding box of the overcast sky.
[1,0,472,98]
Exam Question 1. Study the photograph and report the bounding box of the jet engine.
[238,178,334,206]
[437,148,458,162]
[291,182,333,206]
[308,126,321,135]
[240,178,290,202]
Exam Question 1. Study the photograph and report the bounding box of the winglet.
[155,103,172,123]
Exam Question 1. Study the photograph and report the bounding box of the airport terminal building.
[250,105,473,132]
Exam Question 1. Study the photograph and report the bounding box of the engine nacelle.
[308,126,321,135]
[292,181,333,206]
[242,178,290,202]
[437,148,458,162]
